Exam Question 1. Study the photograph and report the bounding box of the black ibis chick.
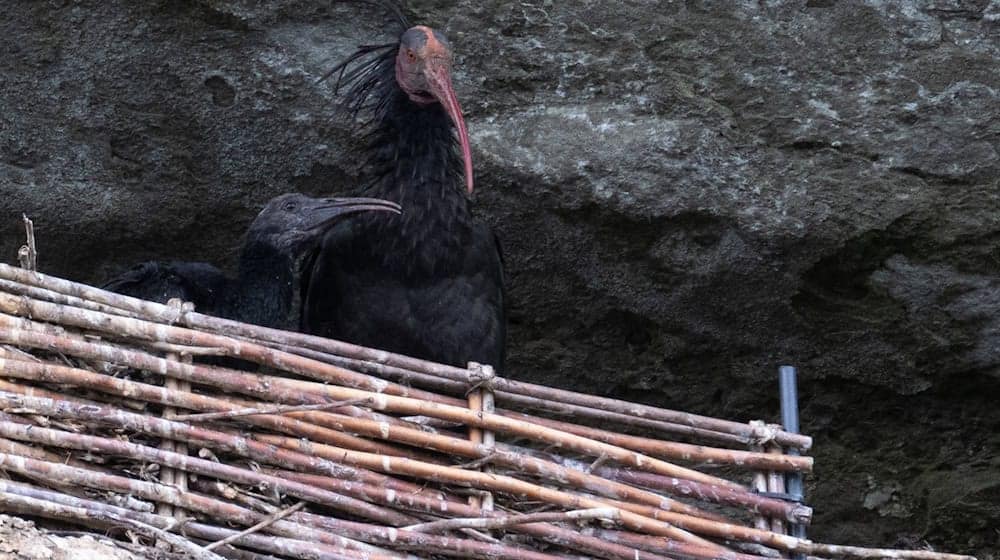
[103,194,400,330]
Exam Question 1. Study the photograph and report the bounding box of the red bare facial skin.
[395,26,474,194]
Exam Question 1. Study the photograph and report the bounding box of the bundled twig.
[0,264,978,560]
[0,263,810,450]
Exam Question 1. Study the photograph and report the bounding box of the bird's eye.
[405,49,416,62]
[282,201,296,211]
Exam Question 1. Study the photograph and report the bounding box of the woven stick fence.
[0,262,977,560]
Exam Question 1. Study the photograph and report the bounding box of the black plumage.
[103,194,399,330]
[303,9,506,372]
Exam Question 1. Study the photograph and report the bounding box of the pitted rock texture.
[1,1,997,554]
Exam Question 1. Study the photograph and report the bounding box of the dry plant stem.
[0,263,809,450]
[291,509,675,560]
[260,333,806,451]
[0,323,756,517]
[0,291,812,477]
[17,214,37,271]
[101,515,227,560]
[476,363,496,513]
[0,435,109,473]
[0,294,744,491]
[255,433,750,551]
[262,469,717,560]
[0,414,419,527]
[0,390,725,552]
[256,427,727,523]
[404,507,619,533]
[0,279,137,318]
[588,466,810,524]
[0,344,43,362]
[0,393,725,553]
[205,501,307,551]
[169,399,372,422]
[266,340,771,454]
[0,489,225,560]
[290,345,799,470]
[159,345,185,520]
[750,445,770,531]
[513,410,812,473]
[0,486,392,560]
[0,377,111,409]
[218,394,447,466]
[218,474,678,560]
[0,435,151,511]
[467,386,484,510]
[231,405,725,521]
[2,477,584,560]
[581,528,778,560]
[0,334,443,464]
[0,383,451,517]
[0,468,404,558]
[765,444,786,534]
[0,332,733,525]
[190,541,284,560]
[285,512,589,560]
[0,365,446,502]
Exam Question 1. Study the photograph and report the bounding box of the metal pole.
[779,365,807,550]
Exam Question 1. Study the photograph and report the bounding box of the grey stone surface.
[1,0,997,554]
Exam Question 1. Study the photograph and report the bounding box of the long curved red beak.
[425,61,474,194]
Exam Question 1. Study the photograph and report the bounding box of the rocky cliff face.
[1,1,997,554]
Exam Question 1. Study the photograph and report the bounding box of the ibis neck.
[230,241,297,330]
[365,87,470,223]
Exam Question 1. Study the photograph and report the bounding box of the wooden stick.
[260,469,710,560]
[0,263,810,449]
[0,350,718,519]
[0,327,761,526]
[0,366,451,501]
[584,465,810,524]
[765,443,786,535]
[509,409,812,472]
[0,466,402,558]
[0,321,759,510]
[168,399,372,422]
[404,507,619,533]
[205,502,307,551]
[467,383,484,511]
[751,443,770,531]
[0,416,419,527]
[0,279,137,318]
[0,393,726,551]
[477,363,496,513]
[292,509,671,560]
[0,335,442,463]
[0,402,902,558]
[0,298,745,491]
[1,477,595,560]
[0,485,395,560]
[581,528,778,560]
[160,301,187,522]
[0,288,813,475]
[103,515,227,560]
[17,214,37,271]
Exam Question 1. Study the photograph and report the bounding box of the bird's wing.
[464,221,507,373]
[102,261,227,311]
[300,221,357,334]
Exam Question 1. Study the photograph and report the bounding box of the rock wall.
[1,1,997,554]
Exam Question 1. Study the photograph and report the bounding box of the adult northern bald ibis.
[302,8,506,372]
[103,194,399,330]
